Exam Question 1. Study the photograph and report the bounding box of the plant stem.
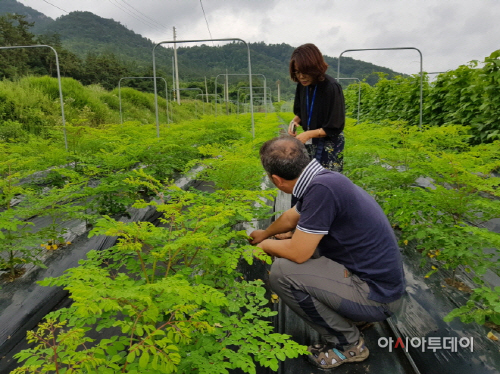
[9,249,15,278]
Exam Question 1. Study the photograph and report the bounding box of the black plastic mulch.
[1,176,500,374]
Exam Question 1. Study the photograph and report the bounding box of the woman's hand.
[296,131,312,143]
[296,128,324,144]
[288,116,301,136]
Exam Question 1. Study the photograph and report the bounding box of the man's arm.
[258,229,323,264]
[249,206,300,244]
[249,206,324,264]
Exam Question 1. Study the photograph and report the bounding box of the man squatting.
[249,136,406,369]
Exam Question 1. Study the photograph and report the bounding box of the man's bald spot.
[260,136,310,180]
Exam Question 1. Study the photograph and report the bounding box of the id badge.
[305,138,312,145]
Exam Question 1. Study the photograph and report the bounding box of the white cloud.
[19,0,500,74]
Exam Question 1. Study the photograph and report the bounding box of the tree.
[0,13,37,78]
[80,52,130,90]
[35,33,83,79]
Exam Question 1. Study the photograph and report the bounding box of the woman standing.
[274,43,346,240]
[288,43,345,172]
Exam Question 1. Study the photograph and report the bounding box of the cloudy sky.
[21,0,500,75]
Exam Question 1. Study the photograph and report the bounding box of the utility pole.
[277,80,281,102]
[171,56,175,101]
[225,69,229,115]
[173,27,180,105]
[204,77,209,103]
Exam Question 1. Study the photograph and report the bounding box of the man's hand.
[249,229,268,245]
[258,230,323,264]
[253,244,272,263]
[249,208,300,246]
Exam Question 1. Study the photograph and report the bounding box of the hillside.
[38,11,165,69]
[0,1,402,98]
[0,0,53,33]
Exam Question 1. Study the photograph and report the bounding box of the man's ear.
[271,174,285,188]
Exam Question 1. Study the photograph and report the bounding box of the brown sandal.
[307,337,369,369]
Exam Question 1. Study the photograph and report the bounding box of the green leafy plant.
[344,50,500,144]
[187,142,264,191]
[13,175,303,373]
[444,286,500,326]
[0,209,39,278]
[24,169,88,248]
[472,50,500,143]
[0,165,42,277]
[343,119,500,329]
[83,173,142,220]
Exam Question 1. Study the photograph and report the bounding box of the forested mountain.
[0,0,53,32]
[38,11,164,68]
[0,0,402,99]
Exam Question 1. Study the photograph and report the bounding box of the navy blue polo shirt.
[294,160,405,304]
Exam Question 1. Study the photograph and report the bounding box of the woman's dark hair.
[260,136,310,180]
[289,43,328,83]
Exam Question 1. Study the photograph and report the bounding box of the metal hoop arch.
[337,47,423,127]
[215,73,267,116]
[118,77,169,125]
[237,86,264,114]
[153,38,254,138]
[337,78,361,124]
[0,45,67,149]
